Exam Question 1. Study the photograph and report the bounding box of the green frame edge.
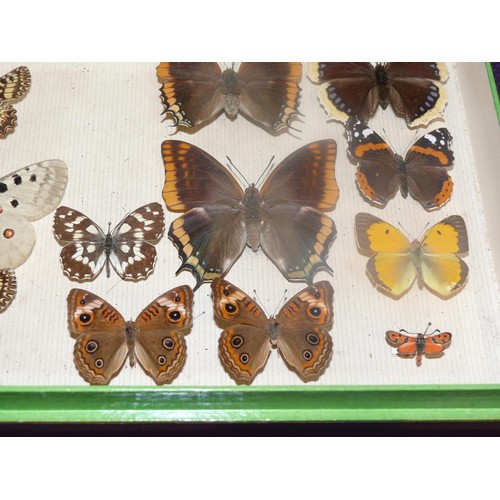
[2,384,500,423]
[486,62,500,125]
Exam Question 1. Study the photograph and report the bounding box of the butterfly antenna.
[193,311,205,322]
[402,130,419,157]
[106,277,124,295]
[414,221,430,242]
[252,289,270,317]
[226,156,249,187]
[396,220,413,241]
[270,288,288,318]
[255,156,275,188]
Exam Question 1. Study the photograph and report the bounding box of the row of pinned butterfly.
[0,62,461,385]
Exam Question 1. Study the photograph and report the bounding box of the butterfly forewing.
[0,160,68,221]
[0,66,31,101]
[0,269,16,312]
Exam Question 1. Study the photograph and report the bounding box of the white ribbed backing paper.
[0,62,499,386]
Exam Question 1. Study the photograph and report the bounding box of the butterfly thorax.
[243,184,264,252]
[104,228,114,278]
[374,63,390,109]
[221,68,241,118]
[124,321,138,367]
[266,318,281,346]
[410,240,425,286]
[396,154,409,198]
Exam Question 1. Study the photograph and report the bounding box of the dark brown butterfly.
[309,62,448,127]
[162,140,339,289]
[346,118,454,209]
[156,62,302,132]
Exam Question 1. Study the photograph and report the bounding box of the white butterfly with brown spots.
[0,159,68,270]
[53,203,165,281]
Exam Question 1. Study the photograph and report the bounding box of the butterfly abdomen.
[397,154,409,198]
[125,321,138,367]
[221,68,242,118]
[374,63,390,109]
[243,185,264,252]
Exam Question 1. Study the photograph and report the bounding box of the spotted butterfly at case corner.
[156,62,303,132]
[0,269,16,313]
[0,66,31,137]
[385,326,452,367]
[308,62,448,128]
[162,139,339,290]
[53,203,165,282]
[346,118,455,210]
[0,160,68,270]
[211,278,334,385]
[355,212,469,299]
[67,286,193,385]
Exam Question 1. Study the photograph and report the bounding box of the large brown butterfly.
[67,286,193,385]
[309,62,448,127]
[346,118,454,209]
[212,278,334,384]
[162,140,339,289]
[385,327,452,366]
[156,62,302,132]
[0,66,31,136]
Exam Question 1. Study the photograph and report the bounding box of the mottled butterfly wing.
[0,66,31,137]
[0,269,17,312]
[108,202,165,280]
[0,104,17,136]
[0,66,31,101]
[53,206,107,281]
[157,62,225,128]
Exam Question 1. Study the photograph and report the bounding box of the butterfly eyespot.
[85,341,99,353]
[3,229,14,239]
[309,306,321,317]
[230,335,244,348]
[94,358,104,368]
[79,298,87,305]
[240,353,250,364]
[223,288,230,296]
[225,303,237,314]
[162,337,175,350]
[314,291,321,299]
[157,355,167,365]
[302,350,313,361]
[79,313,92,324]
[174,296,181,302]
[306,333,320,345]
[168,310,181,322]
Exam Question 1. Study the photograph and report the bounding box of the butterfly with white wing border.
[53,203,165,282]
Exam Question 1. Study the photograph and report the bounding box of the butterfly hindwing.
[0,269,16,313]
[0,66,31,137]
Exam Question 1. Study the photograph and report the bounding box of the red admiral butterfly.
[156,62,302,133]
[346,118,454,210]
[309,62,448,127]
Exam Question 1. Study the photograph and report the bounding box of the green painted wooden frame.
[1,385,500,422]
[1,63,500,424]
[486,62,500,125]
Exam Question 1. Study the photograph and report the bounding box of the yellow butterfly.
[355,212,469,298]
